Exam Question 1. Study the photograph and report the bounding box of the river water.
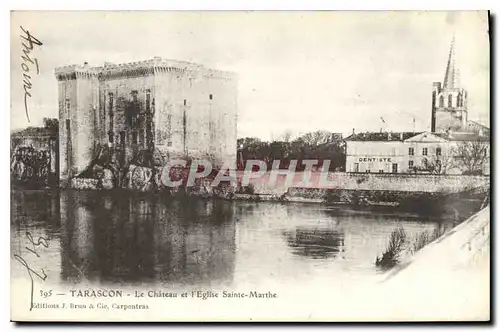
[11,189,482,290]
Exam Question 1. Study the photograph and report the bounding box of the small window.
[365,169,371,173]
[422,148,428,156]
[379,170,384,173]
[132,131,138,144]
[108,131,114,143]
[120,131,126,145]
[408,147,414,156]
[408,160,414,168]
[439,95,444,108]
[436,147,442,156]
[139,129,145,144]
[184,99,187,106]
[108,93,114,115]
[353,163,359,173]
[65,99,71,118]
[392,163,398,173]
[209,94,213,100]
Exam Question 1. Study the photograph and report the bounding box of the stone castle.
[55,57,238,183]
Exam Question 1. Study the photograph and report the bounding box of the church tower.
[431,38,468,132]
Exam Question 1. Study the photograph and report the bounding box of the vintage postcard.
[10,11,490,322]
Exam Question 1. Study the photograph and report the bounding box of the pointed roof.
[443,37,459,89]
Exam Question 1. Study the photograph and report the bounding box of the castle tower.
[431,38,468,133]
[55,63,99,183]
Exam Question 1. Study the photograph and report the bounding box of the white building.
[345,131,489,175]
[344,40,490,176]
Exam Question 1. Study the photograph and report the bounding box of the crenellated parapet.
[55,64,100,81]
[55,57,236,81]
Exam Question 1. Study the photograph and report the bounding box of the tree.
[236,130,346,172]
[43,118,59,134]
[451,140,489,175]
[295,130,333,146]
[412,157,444,175]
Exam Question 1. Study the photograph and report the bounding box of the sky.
[10,11,490,140]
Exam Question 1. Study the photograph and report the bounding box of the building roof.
[466,120,490,131]
[434,131,490,142]
[345,130,489,143]
[344,132,421,142]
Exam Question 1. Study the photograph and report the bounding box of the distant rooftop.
[435,131,490,142]
[344,132,421,142]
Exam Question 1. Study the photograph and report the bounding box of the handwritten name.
[20,26,43,123]
[13,231,49,311]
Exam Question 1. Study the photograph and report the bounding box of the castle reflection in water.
[59,191,237,285]
[12,189,476,287]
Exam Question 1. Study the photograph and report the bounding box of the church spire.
[443,37,459,89]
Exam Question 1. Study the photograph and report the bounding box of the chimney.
[352,128,355,135]
[400,132,403,140]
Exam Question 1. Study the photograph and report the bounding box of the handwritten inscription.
[13,231,49,311]
[20,26,43,123]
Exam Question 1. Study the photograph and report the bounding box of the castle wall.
[154,69,197,159]
[207,74,238,167]
[74,75,99,175]
[154,68,237,168]
[56,59,238,184]
[58,78,77,181]
[100,74,155,153]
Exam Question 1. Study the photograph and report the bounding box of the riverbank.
[376,205,490,320]
[54,170,489,210]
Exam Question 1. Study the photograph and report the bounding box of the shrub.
[410,225,447,255]
[410,230,430,254]
[375,226,408,269]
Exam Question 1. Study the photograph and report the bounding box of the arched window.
[457,93,462,107]
[448,94,453,108]
[439,95,444,108]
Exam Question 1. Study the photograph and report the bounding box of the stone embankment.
[377,205,490,320]
[68,168,489,207]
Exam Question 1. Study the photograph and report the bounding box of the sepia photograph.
[10,10,490,322]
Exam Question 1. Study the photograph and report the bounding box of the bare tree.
[451,140,489,175]
[296,130,333,146]
[279,129,293,143]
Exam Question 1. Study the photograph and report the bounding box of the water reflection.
[58,191,236,286]
[283,228,345,259]
[11,189,483,287]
